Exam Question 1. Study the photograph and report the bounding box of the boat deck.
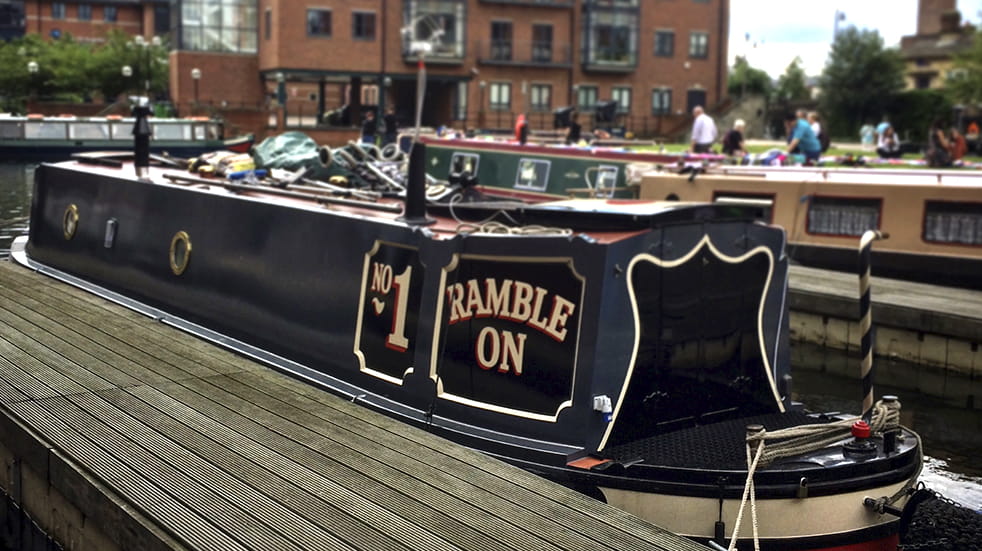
[0,260,707,551]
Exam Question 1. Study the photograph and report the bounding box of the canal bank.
[788,265,982,406]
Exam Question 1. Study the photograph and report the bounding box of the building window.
[689,31,708,58]
[807,197,881,236]
[104,5,117,22]
[915,75,932,89]
[153,4,169,34]
[530,84,551,111]
[576,85,598,111]
[490,21,512,61]
[924,201,982,245]
[489,82,511,110]
[264,8,271,40]
[77,4,91,20]
[611,86,630,113]
[651,88,671,114]
[532,24,553,62]
[52,2,65,19]
[307,9,331,37]
[178,0,258,53]
[352,11,375,40]
[654,30,674,57]
[403,0,466,60]
[583,4,638,67]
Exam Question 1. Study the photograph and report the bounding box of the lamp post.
[191,67,201,112]
[478,80,486,128]
[27,60,38,106]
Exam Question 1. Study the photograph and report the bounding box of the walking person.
[361,110,377,145]
[689,106,717,153]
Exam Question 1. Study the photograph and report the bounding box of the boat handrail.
[717,164,982,186]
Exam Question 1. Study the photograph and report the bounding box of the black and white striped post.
[859,229,888,422]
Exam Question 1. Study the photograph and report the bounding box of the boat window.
[153,123,192,141]
[24,121,68,140]
[806,196,880,236]
[449,152,479,177]
[590,165,618,198]
[0,121,23,139]
[713,192,774,223]
[69,122,111,140]
[924,201,982,246]
[514,158,550,191]
[110,121,132,140]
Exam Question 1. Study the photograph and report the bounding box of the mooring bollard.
[858,229,888,422]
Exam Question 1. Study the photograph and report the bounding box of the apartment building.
[166,0,729,137]
[23,0,167,43]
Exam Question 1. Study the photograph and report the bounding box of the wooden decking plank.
[134,380,531,551]
[0,278,246,382]
[103,386,463,551]
[0,302,131,392]
[8,398,248,551]
[231,369,685,547]
[65,391,356,551]
[192,374,616,551]
[4,266,249,377]
[17,394,306,551]
[0,334,87,400]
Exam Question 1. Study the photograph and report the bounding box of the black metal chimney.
[398,141,434,225]
[132,98,151,178]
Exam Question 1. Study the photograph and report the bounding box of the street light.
[191,67,201,108]
[478,80,486,127]
[27,61,38,104]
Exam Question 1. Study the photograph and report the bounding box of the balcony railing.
[401,38,466,64]
[582,47,638,72]
[475,40,572,67]
[479,0,572,6]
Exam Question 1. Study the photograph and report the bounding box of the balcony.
[479,0,572,5]
[475,40,572,68]
[581,47,637,72]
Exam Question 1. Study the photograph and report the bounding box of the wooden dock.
[788,265,982,376]
[0,260,707,551]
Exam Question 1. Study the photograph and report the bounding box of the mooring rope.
[859,229,888,421]
[726,399,906,548]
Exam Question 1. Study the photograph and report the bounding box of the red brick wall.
[24,1,143,42]
[917,0,956,35]
[169,51,264,112]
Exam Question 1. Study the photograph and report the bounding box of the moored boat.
[13,125,923,550]
[0,113,254,162]
[636,165,982,290]
[422,135,722,201]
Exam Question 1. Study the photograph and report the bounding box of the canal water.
[1,162,979,510]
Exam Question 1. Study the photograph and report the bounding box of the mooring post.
[858,229,888,422]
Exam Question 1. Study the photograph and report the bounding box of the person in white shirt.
[690,106,718,153]
[808,111,821,137]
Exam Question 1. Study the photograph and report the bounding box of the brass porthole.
[63,204,79,240]
[169,231,192,275]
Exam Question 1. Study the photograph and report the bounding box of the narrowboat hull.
[638,169,982,290]
[15,157,921,550]
[422,136,717,200]
[0,134,254,162]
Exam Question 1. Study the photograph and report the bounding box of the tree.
[818,26,905,138]
[774,57,809,102]
[946,29,982,106]
[728,56,772,99]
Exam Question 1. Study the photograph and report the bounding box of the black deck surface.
[0,260,707,551]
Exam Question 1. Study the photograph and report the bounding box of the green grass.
[631,142,982,165]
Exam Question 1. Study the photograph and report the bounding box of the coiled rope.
[726,398,912,551]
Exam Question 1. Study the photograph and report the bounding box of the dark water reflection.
[0,163,33,257]
[1,163,979,509]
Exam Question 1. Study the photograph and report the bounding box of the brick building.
[899,0,976,91]
[167,0,730,140]
[23,0,167,43]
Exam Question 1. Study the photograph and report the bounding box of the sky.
[728,0,982,78]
